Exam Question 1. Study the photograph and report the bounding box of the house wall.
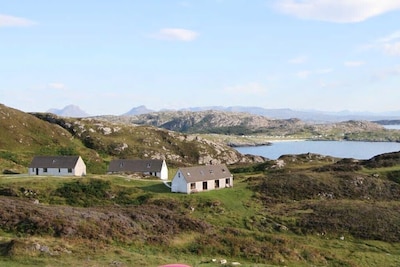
[171,171,233,194]
[160,160,168,180]
[28,157,86,177]
[74,157,87,176]
[171,170,189,194]
[189,177,232,193]
[29,167,75,176]
[28,168,35,176]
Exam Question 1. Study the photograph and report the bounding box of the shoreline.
[268,139,306,143]
[229,139,306,147]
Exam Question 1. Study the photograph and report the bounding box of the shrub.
[54,179,111,207]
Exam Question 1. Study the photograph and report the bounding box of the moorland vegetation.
[1,103,400,266]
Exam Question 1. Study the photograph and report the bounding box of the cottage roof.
[108,159,164,173]
[29,156,81,168]
[179,164,232,183]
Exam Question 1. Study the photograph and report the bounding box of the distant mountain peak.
[123,105,155,116]
[47,105,90,118]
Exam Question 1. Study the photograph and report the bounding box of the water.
[383,125,400,130]
[235,140,400,160]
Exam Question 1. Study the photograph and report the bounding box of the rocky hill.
[94,110,400,143]
[96,110,306,134]
[0,104,264,174]
[0,104,102,174]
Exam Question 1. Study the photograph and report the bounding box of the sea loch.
[235,140,400,160]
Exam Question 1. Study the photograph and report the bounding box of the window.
[59,168,61,173]
[226,178,230,186]
[68,168,72,173]
[203,181,208,190]
[215,180,220,189]
[147,163,151,168]
[43,168,47,173]
[190,183,196,190]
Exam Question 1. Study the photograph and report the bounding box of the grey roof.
[179,164,232,183]
[108,159,164,173]
[29,156,81,168]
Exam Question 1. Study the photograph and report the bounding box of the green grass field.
[1,171,400,267]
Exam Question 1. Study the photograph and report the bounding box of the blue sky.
[1,0,400,115]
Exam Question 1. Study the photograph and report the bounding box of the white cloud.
[0,14,37,27]
[224,82,267,95]
[296,68,332,79]
[367,31,400,56]
[344,61,365,67]
[371,65,400,81]
[383,42,400,56]
[318,80,343,89]
[288,55,308,64]
[316,68,333,74]
[179,1,191,7]
[296,70,312,79]
[151,28,199,41]
[376,31,400,43]
[47,83,66,90]
[274,0,400,23]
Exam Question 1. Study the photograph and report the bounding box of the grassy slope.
[2,158,400,267]
[0,104,105,174]
[2,104,400,266]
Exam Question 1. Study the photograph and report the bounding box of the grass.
[2,163,400,266]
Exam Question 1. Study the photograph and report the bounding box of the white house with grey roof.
[107,159,168,180]
[29,155,86,176]
[171,164,233,194]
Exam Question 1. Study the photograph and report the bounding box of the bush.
[54,179,111,207]
[297,201,400,242]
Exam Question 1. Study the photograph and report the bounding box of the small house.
[107,159,168,180]
[171,164,233,194]
[29,155,86,176]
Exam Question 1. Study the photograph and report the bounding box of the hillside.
[1,152,400,266]
[95,110,400,143]
[3,103,400,266]
[95,110,306,134]
[0,104,263,174]
[0,104,102,174]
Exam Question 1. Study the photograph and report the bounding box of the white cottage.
[29,155,86,176]
[171,164,233,194]
[107,159,168,180]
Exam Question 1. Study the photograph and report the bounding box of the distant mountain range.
[48,105,400,123]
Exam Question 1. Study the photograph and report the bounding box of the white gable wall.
[160,160,168,180]
[74,156,87,176]
[171,170,189,193]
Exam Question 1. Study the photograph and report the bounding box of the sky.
[1,0,400,116]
